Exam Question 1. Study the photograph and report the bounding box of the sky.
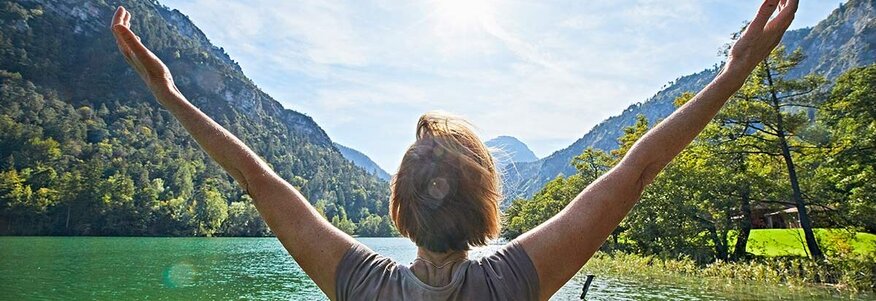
[161,0,845,173]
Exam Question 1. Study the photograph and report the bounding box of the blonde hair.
[390,112,502,252]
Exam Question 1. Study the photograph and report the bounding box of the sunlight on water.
[163,262,195,288]
[0,237,870,300]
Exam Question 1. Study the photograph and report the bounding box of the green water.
[0,237,869,300]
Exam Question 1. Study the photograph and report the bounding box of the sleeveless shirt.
[335,241,540,301]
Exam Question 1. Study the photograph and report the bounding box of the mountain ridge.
[485,136,539,176]
[503,0,876,201]
[334,143,391,181]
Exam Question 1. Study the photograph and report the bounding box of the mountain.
[503,0,876,201]
[485,136,538,171]
[334,143,391,181]
[0,0,389,235]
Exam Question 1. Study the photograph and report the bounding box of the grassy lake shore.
[581,250,875,299]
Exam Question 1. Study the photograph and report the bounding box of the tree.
[331,207,357,236]
[502,146,613,240]
[715,46,827,259]
[195,186,228,237]
[221,197,269,236]
[356,212,398,237]
[610,115,717,259]
[674,93,783,260]
[817,64,876,232]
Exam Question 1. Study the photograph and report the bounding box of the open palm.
[111,6,173,89]
[729,0,798,71]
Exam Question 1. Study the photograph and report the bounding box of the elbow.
[229,162,259,195]
[232,155,272,196]
[236,166,282,200]
[230,170,252,194]
[638,163,662,190]
[621,152,661,190]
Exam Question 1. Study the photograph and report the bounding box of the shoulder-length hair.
[390,112,501,252]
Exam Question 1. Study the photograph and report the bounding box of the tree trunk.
[65,205,71,234]
[699,218,727,261]
[777,136,824,260]
[720,213,731,260]
[712,226,728,261]
[733,186,752,260]
[764,61,825,260]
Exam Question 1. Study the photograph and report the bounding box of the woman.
[111,0,798,300]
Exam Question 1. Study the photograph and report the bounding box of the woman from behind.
[110,0,799,299]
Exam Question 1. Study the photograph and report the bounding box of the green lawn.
[745,228,876,257]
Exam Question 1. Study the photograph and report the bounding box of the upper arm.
[245,171,356,300]
[515,158,649,300]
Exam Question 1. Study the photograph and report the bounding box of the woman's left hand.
[727,0,798,72]
[111,6,174,91]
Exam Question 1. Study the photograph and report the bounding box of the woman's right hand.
[727,0,798,73]
[111,6,174,92]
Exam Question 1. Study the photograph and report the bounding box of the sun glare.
[432,0,495,31]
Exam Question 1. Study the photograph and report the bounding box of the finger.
[122,50,137,68]
[750,0,780,30]
[765,0,797,35]
[112,6,125,28]
[116,44,149,77]
[123,9,131,28]
[113,35,136,64]
[112,24,151,56]
[114,42,140,72]
[775,0,798,28]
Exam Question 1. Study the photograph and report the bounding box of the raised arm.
[515,0,798,299]
[110,7,354,299]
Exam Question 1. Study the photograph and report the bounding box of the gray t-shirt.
[335,241,540,301]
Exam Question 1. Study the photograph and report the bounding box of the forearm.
[623,62,752,181]
[150,82,269,191]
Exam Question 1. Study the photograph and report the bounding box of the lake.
[0,237,868,300]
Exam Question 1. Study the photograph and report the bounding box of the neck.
[409,247,468,286]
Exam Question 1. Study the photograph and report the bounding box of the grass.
[582,251,876,296]
[578,228,876,293]
[745,228,876,257]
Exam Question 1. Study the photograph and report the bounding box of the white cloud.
[162,0,845,171]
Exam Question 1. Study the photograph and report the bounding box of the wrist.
[147,81,180,103]
[147,76,174,91]
[715,60,753,87]
[723,57,756,76]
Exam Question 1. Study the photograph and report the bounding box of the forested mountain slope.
[503,0,876,201]
[0,0,389,235]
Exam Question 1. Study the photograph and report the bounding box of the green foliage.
[220,196,269,236]
[502,147,613,239]
[195,185,228,237]
[503,49,876,269]
[815,64,876,233]
[710,45,828,259]
[330,208,357,236]
[355,212,398,237]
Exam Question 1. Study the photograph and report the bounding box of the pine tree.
[716,46,827,260]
